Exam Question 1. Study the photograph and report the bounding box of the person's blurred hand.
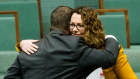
[20,40,39,55]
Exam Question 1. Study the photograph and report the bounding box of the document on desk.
[86,67,103,79]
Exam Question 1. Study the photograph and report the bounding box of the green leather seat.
[0,51,18,79]
[98,15,127,48]
[124,45,140,78]
[0,0,40,40]
[103,0,140,44]
[0,17,16,50]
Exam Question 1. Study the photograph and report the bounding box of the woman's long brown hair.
[73,6,105,48]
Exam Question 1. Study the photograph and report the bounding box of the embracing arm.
[79,37,119,69]
[4,56,22,79]
[15,40,39,55]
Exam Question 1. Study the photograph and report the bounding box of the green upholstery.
[103,0,140,44]
[0,51,18,79]
[75,0,99,8]
[0,0,40,40]
[124,45,140,78]
[0,17,17,50]
[0,74,5,79]
[124,50,140,72]
[98,15,127,48]
[135,73,140,79]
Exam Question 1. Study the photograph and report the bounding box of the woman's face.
[70,13,85,36]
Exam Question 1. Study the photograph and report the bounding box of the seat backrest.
[0,11,19,50]
[101,0,140,44]
[0,51,18,74]
[0,17,16,50]
[0,0,41,40]
[98,15,127,48]
[124,49,140,72]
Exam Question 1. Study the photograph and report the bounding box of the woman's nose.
[73,26,78,31]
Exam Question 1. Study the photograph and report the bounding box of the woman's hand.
[20,40,39,55]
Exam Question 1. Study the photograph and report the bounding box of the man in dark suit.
[4,6,119,79]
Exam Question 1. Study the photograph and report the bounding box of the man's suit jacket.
[4,30,119,79]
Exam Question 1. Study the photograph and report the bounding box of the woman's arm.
[15,40,39,55]
[114,46,137,79]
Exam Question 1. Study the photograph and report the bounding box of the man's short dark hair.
[50,6,73,34]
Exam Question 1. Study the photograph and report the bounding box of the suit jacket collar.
[49,30,65,35]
